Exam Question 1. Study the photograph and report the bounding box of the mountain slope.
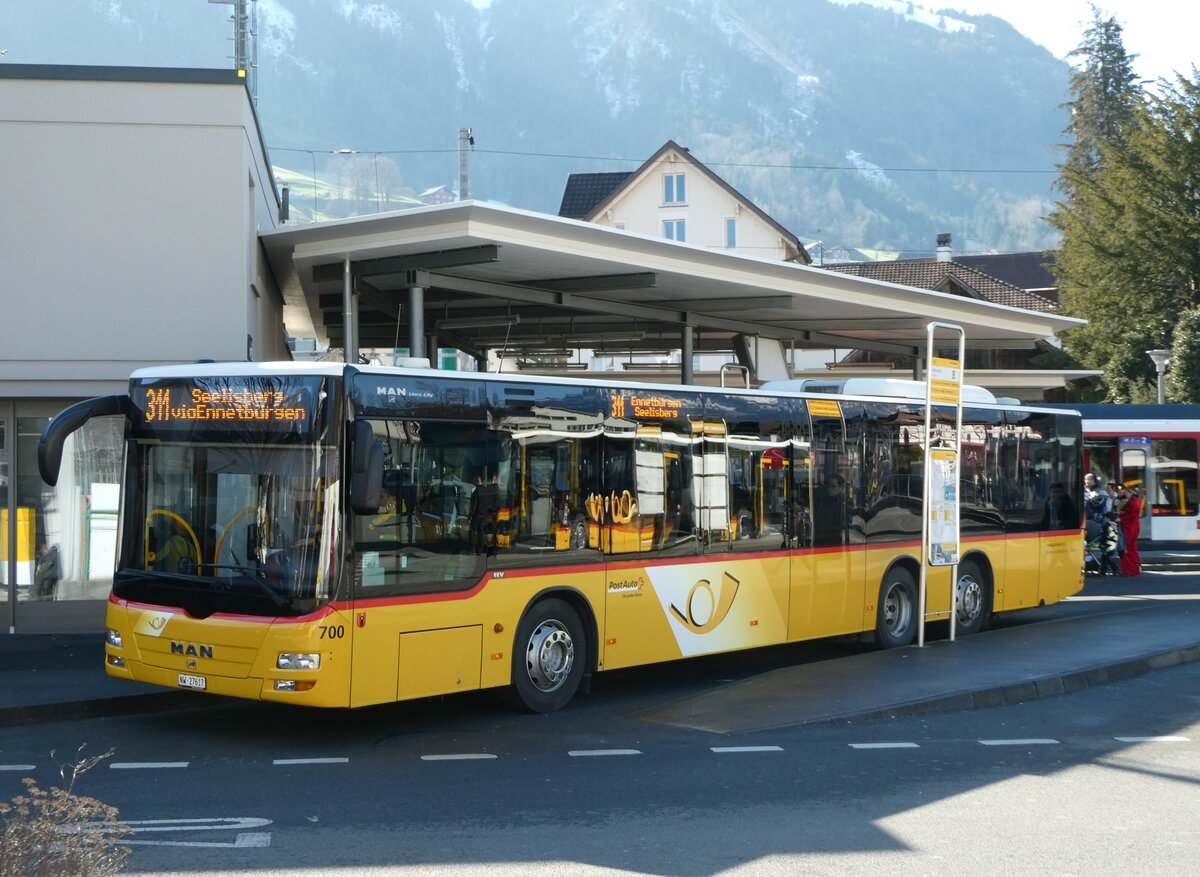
[5,0,1070,253]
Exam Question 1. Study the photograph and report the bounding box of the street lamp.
[1147,349,1171,404]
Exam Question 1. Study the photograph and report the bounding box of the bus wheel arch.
[954,554,992,636]
[504,589,595,713]
[876,561,919,649]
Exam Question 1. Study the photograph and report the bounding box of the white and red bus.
[1065,403,1200,543]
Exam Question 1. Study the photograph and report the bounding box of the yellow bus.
[39,362,1084,712]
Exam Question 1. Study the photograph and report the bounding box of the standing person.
[813,473,847,546]
[1116,483,1142,576]
[1041,482,1079,531]
[467,474,486,553]
[33,542,61,600]
[470,473,500,554]
[1083,473,1108,541]
[1098,512,1122,576]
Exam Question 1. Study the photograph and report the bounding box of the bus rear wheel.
[507,598,586,713]
[954,560,990,636]
[876,567,917,648]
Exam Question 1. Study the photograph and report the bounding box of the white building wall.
[0,71,285,398]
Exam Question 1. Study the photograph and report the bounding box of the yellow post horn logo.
[669,572,740,634]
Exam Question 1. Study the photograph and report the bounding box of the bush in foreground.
[0,748,130,876]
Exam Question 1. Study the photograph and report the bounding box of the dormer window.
[663,173,686,204]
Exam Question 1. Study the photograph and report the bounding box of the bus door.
[792,399,864,639]
[350,416,490,708]
[1119,438,1151,532]
[1001,411,1082,610]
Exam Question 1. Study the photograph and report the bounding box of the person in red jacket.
[1116,483,1142,575]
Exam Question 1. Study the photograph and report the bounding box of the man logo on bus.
[171,641,214,659]
[669,572,740,634]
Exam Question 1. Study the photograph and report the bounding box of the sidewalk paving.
[0,634,197,727]
[639,598,1200,732]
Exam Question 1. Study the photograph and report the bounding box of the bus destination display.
[135,380,316,428]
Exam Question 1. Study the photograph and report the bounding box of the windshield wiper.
[196,563,292,608]
[116,568,196,584]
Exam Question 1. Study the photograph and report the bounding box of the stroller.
[1085,512,1121,576]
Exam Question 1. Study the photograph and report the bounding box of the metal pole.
[342,258,357,364]
[919,340,933,648]
[458,128,473,200]
[408,284,426,359]
[918,322,964,648]
[681,325,694,385]
[310,151,317,221]
[948,329,965,643]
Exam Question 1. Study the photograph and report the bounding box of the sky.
[937,1,1198,85]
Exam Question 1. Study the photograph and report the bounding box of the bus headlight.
[106,629,123,648]
[277,652,320,671]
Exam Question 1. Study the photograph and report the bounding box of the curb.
[813,642,1200,727]
[0,690,211,729]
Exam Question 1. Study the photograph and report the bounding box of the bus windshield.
[115,439,340,618]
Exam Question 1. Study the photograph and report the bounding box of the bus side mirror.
[349,420,384,515]
[39,395,134,486]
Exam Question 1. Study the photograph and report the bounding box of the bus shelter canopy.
[261,201,1082,371]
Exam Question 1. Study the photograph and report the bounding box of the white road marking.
[419,753,498,761]
[849,742,920,749]
[272,757,350,765]
[109,762,189,769]
[0,764,36,771]
[124,833,271,849]
[1114,736,1191,743]
[69,817,273,848]
[710,746,784,753]
[567,749,642,757]
[978,739,1059,746]
[119,817,272,832]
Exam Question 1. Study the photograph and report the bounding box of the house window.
[725,217,737,248]
[663,173,686,204]
[613,221,626,230]
[663,219,686,242]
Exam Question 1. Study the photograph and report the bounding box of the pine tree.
[1166,308,1200,402]
[1049,10,1155,400]
[1052,76,1200,401]
[1055,8,1141,201]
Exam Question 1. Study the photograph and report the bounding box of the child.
[1098,511,1122,576]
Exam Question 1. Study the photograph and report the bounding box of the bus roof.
[129,361,1065,413]
[761,377,1000,405]
[130,361,349,380]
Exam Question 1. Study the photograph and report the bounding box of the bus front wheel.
[506,598,587,713]
[876,567,917,648]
